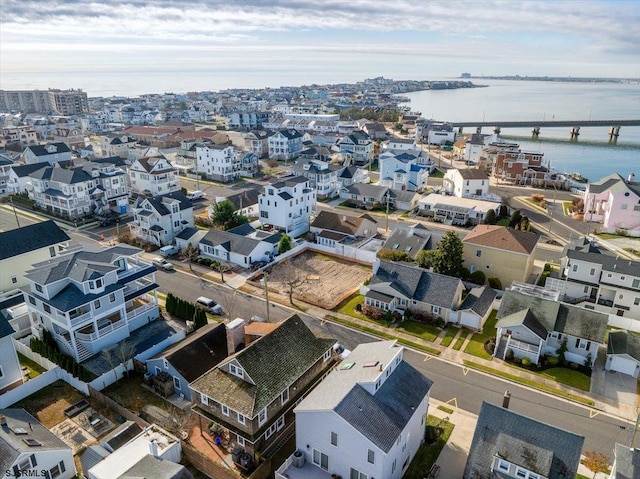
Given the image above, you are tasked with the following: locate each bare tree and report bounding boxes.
[212,261,231,283]
[269,257,309,305]
[101,347,118,382]
[156,405,193,437]
[583,451,609,479]
[115,340,136,378]
[184,244,199,273]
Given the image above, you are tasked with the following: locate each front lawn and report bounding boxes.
[335,293,367,319]
[496,219,510,227]
[453,331,471,351]
[396,320,440,342]
[404,416,454,479]
[440,327,459,348]
[464,310,498,360]
[540,367,591,391]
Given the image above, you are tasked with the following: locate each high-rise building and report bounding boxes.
[0,88,88,114]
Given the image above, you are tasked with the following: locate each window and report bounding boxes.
[516,467,527,478]
[35,284,43,293]
[433,306,440,314]
[281,387,289,405]
[313,449,329,471]
[260,211,269,218]
[43,304,51,314]
[350,468,367,479]
[476,250,482,257]
[201,393,208,405]
[0,365,4,379]
[109,293,116,302]
[11,276,17,284]
[633,279,640,289]
[94,299,101,309]
[590,268,596,276]
[258,408,267,426]
[28,296,36,305]
[323,349,331,361]
[229,364,244,378]
[49,246,56,257]
[237,435,245,446]
[96,278,103,288]
[572,264,578,272]
[238,413,246,424]
[635,298,640,306]
[50,461,66,478]
[331,431,338,446]
[622,204,628,210]
[497,459,509,472]
[367,449,375,464]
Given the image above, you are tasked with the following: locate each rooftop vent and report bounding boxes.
[363,361,379,368]
[12,427,28,435]
[23,439,41,447]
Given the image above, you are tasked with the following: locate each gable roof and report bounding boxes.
[311,210,377,236]
[118,454,193,479]
[463,225,539,255]
[459,286,497,317]
[611,443,640,479]
[381,223,438,258]
[25,142,71,157]
[608,330,640,361]
[190,315,335,417]
[142,191,192,216]
[155,323,228,382]
[588,173,640,197]
[456,168,489,180]
[369,260,463,309]
[565,247,640,276]
[221,187,261,210]
[345,183,389,200]
[0,220,70,261]
[10,163,50,178]
[497,290,608,343]
[464,401,584,479]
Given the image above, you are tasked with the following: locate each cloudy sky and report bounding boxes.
[1,0,639,93]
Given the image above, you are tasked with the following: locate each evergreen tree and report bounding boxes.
[484,209,497,225]
[509,209,522,228]
[210,200,248,230]
[278,234,293,254]
[432,231,465,278]
[193,308,208,330]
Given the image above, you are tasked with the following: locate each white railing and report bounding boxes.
[274,454,295,479]
[123,279,154,296]
[127,302,156,321]
[68,310,93,327]
[75,318,127,342]
[507,337,540,354]
[117,262,152,280]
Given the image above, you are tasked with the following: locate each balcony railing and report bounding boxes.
[126,302,156,321]
[507,337,540,354]
[75,318,127,342]
[68,310,93,327]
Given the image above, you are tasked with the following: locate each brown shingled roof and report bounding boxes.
[463,225,539,254]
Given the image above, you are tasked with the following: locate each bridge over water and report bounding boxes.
[452,119,640,140]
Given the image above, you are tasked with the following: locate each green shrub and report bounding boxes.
[487,277,503,290]
[469,270,486,285]
[547,356,559,366]
[521,357,532,366]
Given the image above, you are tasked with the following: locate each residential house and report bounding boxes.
[189,315,337,460]
[456,285,497,331]
[258,175,316,237]
[196,143,248,183]
[128,157,180,197]
[378,150,429,191]
[199,223,281,268]
[425,122,456,145]
[443,168,490,198]
[23,245,160,363]
[0,126,38,148]
[494,289,607,366]
[215,187,262,219]
[6,163,52,194]
[362,121,387,140]
[277,341,433,479]
[337,165,370,188]
[23,142,72,165]
[606,330,640,378]
[243,130,272,158]
[0,154,16,195]
[229,112,269,130]
[311,211,378,247]
[362,260,465,323]
[87,424,186,479]
[299,145,332,162]
[52,125,84,148]
[146,323,228,401]
[29,165,97,219]
[174,227,207,252]
[463,401,584,479]
[337,130,373,166]
[0,408,76,479]
[418,193,501,226]
[268,129,304,161]
[0,316,22,393]
[582,173,640,236]
[492,149,550,186]
[291,159,342,199]
[383,137,416,151]
[0,292,30,339]
[609,443,640,479]
[130,192,194,246]
[381,223,442,259]
[341,183,392,210]
[80,158,129,215]
[544,237,640,321]
[100,135,137,158]
[464,133,490,164]
[462,225,539,288]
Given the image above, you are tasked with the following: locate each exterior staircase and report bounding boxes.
[494,335,509,360]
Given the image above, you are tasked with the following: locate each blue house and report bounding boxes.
[146,323,228,402]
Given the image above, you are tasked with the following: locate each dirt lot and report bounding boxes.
[267,251,371,309]
[12,380,86,428]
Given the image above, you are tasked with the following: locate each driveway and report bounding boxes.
[602,371,638,406]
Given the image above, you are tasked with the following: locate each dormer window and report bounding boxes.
[229,364,244,378]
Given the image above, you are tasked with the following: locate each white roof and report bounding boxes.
[419,193,500,213]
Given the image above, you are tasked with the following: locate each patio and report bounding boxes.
[51,418,95,454]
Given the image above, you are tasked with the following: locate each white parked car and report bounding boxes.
[152,257,174,271]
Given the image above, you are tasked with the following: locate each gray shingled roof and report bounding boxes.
[0,220,69,261]
[566,248,640,276]
[25,142,70,156]
[608,330,640,361]
[200,228,261,256]
[459,286,497,316]
[118,454,193,479]
[311,210,377,236]
[611,443,640,479]
[190,315,335,418]
[463,401,584,479]
[587,173,640,197]
[457,168,489,180]
[142,191,192,216]
[9,163,48,178]
[369,260,463,309]
[0,314,16,339]
[382,223,439,258]
[497,290,607,343]
[345,183,389,200]
[497,309,548,340]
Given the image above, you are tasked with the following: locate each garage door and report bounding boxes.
[459,311,479,330]
[609,356,639,377]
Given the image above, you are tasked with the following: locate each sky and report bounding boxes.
[1,0,639,94]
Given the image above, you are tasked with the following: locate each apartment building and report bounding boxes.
[258,175,316,237]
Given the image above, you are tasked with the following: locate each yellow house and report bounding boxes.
[0,220,70,292]
[462,225,539,289]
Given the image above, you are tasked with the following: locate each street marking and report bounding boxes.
[462,367,470,376]
[424,355,432,362]
[589,409,600,419]
[320,318,327,326]
[444,398,458,409]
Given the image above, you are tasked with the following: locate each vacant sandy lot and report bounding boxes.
[267,251,370,309]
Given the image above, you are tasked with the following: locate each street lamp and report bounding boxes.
[547,183,557,234]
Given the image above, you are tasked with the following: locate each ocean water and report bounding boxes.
[401,80,640,182]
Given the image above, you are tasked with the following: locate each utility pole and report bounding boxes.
[263,272,271,322]
[9,196,21,228]
[385,191,390,232]
[547,183,557,234]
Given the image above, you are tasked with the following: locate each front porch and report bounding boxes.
[495,334,542,363]
[276,452,332,479]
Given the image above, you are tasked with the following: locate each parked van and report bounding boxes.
[159,245,180,257]
[196,296,223,315]
[186,190,203,201]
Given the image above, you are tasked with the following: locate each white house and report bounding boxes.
[337,130,373,166]
[606,330,640,378]
[609,443,640,479]
[268,129,304,161]
[378,150,429,192]
[100,135,137,158]
[494,289,607,366]
[258,175,316,237]
[277,341,433,479]
[443,168,490,198]
[29,165,97,219]
[0,408,76,479]
[6,163,50,194]
[464,133,491,164]
[382,137,416,151]
[196,143,246,183]
[24,245,160,363]
[199,223,282,268]
[418,193,501,226]
[310,211,378,247]
[0,317,22,393]
[583,173,640,236]
[337,165,370,189]
[291,159,342,199]
[426,123,456,145]
[80,158,129,215]
[130,191,194,246]
[0,155,15,195]
[23,142,72,165]
[544,237,640,322]
[128,157,180,197]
